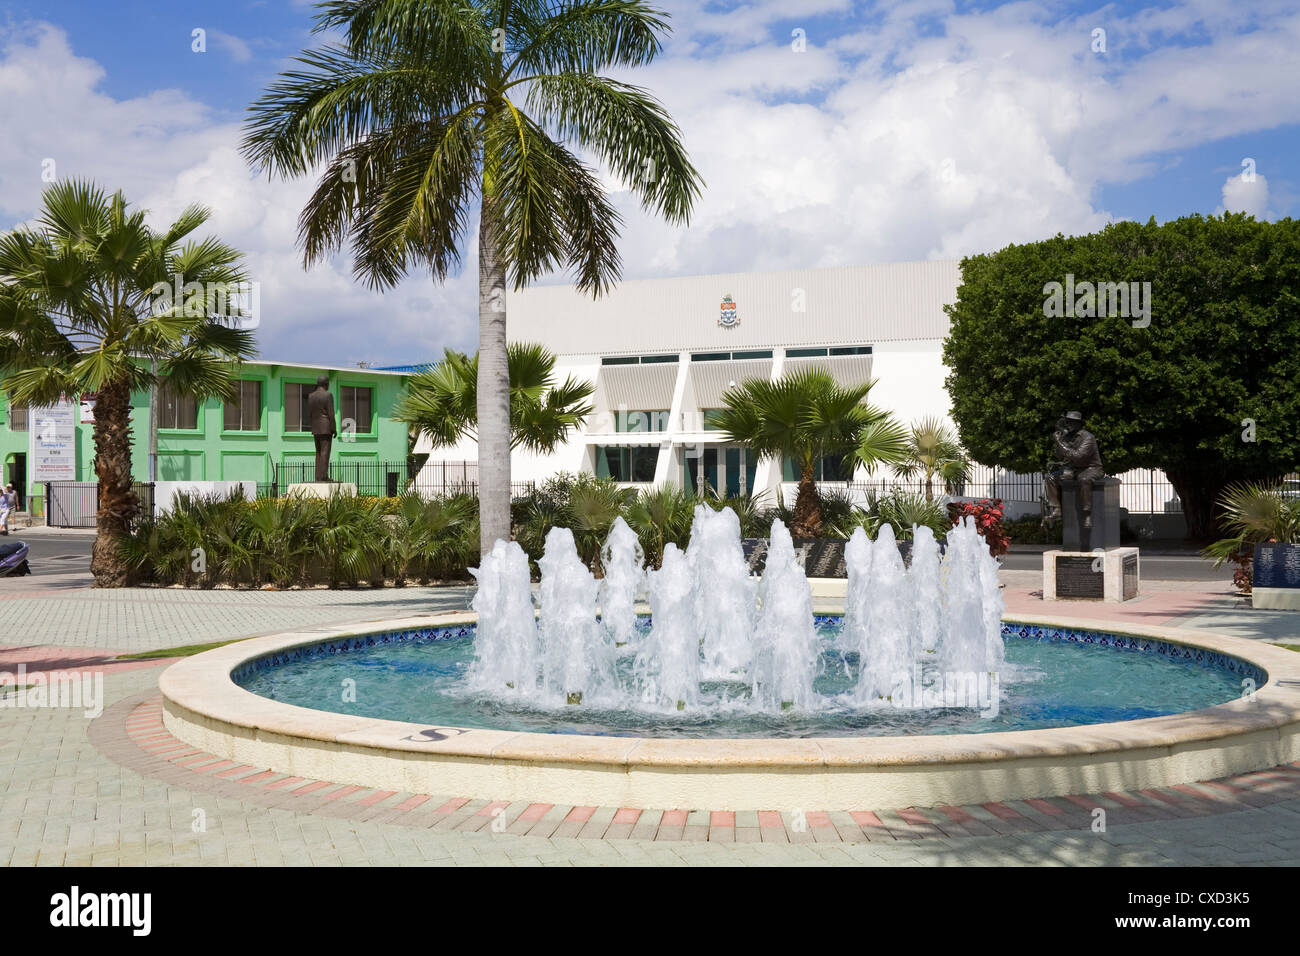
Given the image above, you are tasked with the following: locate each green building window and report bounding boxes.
[7,397,28,432]
[615,410,668,432]
[340,386,373,434]
[702,409,727,431]
[158,381,198,430]
[284,383,313,432]
[223,380,262,431]
[595,446,657,482]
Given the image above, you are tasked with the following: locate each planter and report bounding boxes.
[1252,542,1300,611]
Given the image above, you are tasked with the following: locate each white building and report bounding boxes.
[415,259,962,503]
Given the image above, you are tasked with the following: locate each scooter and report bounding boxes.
[0,540,31,577]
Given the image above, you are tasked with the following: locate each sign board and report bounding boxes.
[29,401,77,482]
[80,394,96,424]
[1254,543,1300,590]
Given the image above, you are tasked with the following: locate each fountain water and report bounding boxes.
[852,522,915,703]
[536,527,611,705]
[636,544,701,710]
[599,517,644,648]
[909,525,943,656]
[466,507,1006,717]
[687,505,755,680]
[750,520,821,711]
[465,540,538,695]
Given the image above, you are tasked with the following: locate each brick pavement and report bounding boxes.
[2,577,1299,865]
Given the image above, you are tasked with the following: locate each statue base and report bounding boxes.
[1042,548,1140,602]
[1058,477,1122,551]
[285,482,357,499]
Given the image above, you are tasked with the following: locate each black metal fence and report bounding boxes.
[824,465,1185,514]
[272,458,417,498]
[45,481,156,529]
[267,458,535,500]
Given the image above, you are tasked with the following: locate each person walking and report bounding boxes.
[0,484,14,535]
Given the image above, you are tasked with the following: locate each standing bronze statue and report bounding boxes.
[306,374,337,482]
[1043,411,1105,528]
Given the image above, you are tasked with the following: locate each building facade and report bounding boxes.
[1,361,411,513]
[412,260,961,501]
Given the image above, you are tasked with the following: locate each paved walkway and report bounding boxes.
[2,572,1299,865]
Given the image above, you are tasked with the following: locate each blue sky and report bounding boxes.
[1,0,1296,366]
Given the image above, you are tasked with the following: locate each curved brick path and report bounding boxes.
[104,691,1300,845]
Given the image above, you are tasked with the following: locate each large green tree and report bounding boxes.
[394,341,593,453]
[712,368,907,538]
[943,212,1300,539]
[242,0,702,556]
[0,181,255,586]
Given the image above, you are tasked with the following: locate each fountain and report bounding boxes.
[465,539,537,696]
[635,544,700,711]
[749,520,822,711]
[536,526,612,705]
[599,517,644,649]
[686,504,755,680]
[460,507,1009,718]
[171,504,1297,814]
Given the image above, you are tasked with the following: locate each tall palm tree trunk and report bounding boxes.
[791,462,823,539]
[90,378,138,587]
[477,195,512,556]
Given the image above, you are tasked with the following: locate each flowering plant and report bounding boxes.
[947,498,1010,558]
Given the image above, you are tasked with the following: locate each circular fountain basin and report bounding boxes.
[159,612,1300,811]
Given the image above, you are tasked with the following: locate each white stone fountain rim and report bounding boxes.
[159,610,1300,770]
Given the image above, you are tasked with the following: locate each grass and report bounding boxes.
[114,638,249,660]
[1275,644,1300,654]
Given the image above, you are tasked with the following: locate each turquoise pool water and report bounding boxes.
[234,619,1257,739]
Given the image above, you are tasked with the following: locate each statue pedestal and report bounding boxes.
[1060,477,1122,551]
[285,482,357,499]
[1043,548,1140,602]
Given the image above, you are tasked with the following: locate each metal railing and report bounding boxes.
[822,464,1185,514]
[45,481,156,529]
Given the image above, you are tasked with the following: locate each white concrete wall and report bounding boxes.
[154,481,257,515]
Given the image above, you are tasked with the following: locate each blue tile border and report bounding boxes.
[231,616,1267,688]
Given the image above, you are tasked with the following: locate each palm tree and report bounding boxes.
[712,368,907,538]
[0,180,255,587]
[242,0,702,556]
[894,416,970,501]
[394,341,593,454]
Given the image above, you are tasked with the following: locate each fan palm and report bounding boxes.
[242,0,702,556]
[0,180,255,586]
[893,416,970,501]
[711,369,907,538]
[1203,481,1300,568]
[394,341,593,453]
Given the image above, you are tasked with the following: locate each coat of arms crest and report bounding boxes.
[718,294,739,328]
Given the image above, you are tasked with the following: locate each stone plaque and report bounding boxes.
[1055,555,1104,599]
[1254,543,1300,590]
[1122,552,1139,600]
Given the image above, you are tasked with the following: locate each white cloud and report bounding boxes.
[1219,169,1271,218]
[0,4,1297,367]
[208,31,253,64]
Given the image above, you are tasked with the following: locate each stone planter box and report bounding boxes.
[1253,542,1300,611]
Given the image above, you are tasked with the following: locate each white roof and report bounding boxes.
[509,259,960,356]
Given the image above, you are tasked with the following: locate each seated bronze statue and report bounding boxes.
[1043,411,1105,529]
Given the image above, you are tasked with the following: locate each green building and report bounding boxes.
[1,360,412,514]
